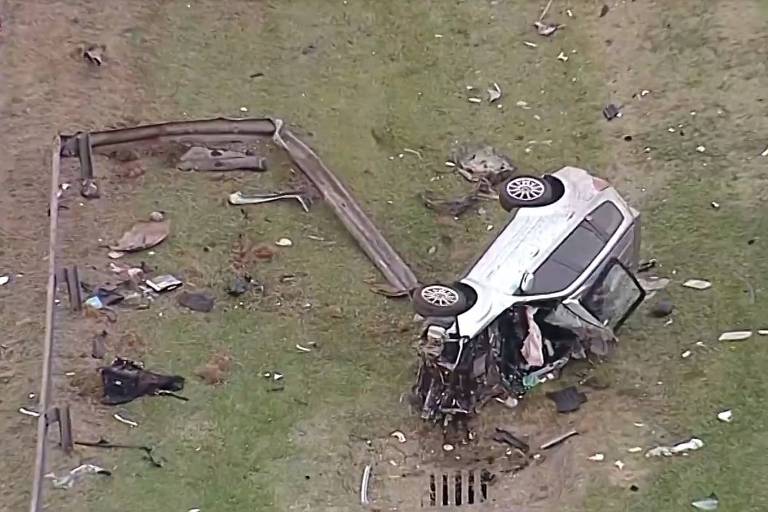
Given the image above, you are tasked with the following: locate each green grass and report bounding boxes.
[79,0,768,511]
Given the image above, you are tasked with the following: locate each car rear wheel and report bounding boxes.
[412,283,470,317]
[499,175,557,210]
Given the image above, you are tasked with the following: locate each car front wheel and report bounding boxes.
[412,283,470,317]
[499,175,557,210]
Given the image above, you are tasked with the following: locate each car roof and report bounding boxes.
[460,166,635,296]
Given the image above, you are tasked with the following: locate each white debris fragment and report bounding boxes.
[691,494,719,511]
[587,453,605,461]
[515,100,530,109]
[534,21,561,37]
[566,8,573,17]
[0,274,9,286]
[683,279,712,290]
[760,145,768,157]
[467,97,483,103]
[717,410,733,423]
[718,330,752,342]
[495,396,519,409]
[556,51,568,62]
[390,431,407,443]
[627,447,643,453]
[633,422,645,428]
[239,106,248,112]
[434,34,443,38]
[758,330,768,336]
[275,238,293,247]
[614,460,625,470]
[444,161,456,167]
[19,407,40,417]
[442,443,455,452]
[711,201,720,209]
[295,344,313,353]
[696,145,706,153]
[681,350,692,359]
[523,41,538,48]
[113,413,138,427]
[645,437,704,457]
[487,82,502,103]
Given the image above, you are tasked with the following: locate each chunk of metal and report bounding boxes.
[228,191,311,212]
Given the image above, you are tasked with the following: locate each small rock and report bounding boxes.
[149,211,165,222]
[650,297,674,317]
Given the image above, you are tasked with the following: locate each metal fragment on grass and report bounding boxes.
[468,97,483,103]
[360,464,372,505]
[683,279,712,290]
[691,493,719,511]
[645,437,704,457]
[295,344,312,353]
[716,410,733,423]
[587,453,605,461]
[523,41,538,48]
[534,21,561,36]
[390,431,407,443]
[718,330,752,342]
[487,82,502,103]
[113,413,138,427]
[556,51,568,62]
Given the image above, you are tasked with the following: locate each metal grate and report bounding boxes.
[424,469,489,507]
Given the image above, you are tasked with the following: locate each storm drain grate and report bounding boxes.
[423,469,489,507]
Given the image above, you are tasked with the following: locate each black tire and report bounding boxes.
[499,174,557,211]
[412,283,470,317]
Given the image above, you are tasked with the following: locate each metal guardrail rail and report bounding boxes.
[29,117,420,511]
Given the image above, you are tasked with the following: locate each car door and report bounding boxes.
[578,257,646,332]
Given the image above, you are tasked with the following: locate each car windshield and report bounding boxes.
[521,202,623,295]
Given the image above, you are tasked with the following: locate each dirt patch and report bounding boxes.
[194,350,233,385]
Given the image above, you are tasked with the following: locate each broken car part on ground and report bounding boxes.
[411,167,646,423]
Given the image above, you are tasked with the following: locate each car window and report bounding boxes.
[522,202,624,295]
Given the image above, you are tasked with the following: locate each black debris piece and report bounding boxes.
[650,297,674,317]
[91,330,108,359]
[545,386,587,413]
[99,358,185,405]
[602,103,622,121]
[493,427,530,453]
[227,275,252,296]
[420,191,479,218]
[638,259,657,272]
[74,438,164,468]
[599,4,609,17]
[177,291,215,312]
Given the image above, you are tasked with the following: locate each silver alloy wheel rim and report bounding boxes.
[506,177,546,201]
[420,285,460,307]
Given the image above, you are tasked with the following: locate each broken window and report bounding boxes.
[581,258,645,331]
[523,202,624,295]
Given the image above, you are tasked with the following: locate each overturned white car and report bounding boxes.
[412,167,646,423]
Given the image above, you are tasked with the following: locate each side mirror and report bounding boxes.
[520,272,535,293]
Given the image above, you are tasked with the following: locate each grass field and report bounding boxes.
[69,1,768,511]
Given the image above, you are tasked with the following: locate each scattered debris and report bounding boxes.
[467,97,483,104]
[113,413,138,427]
[495,396,519,409]
[602,103,623,120]
[227,275,258,296]
[716,410,733,423]
[228,191,310,212]
[110,218,170,253]
[681,350,692,359]
[74,438,163,467]
[295,343,313,353]
[761,145,768,157]
[80,178,100,199]
[46,464,111,489]
[523,41,538,48]
[451,145,516,185]
[420,190,479,218]
[194,351,232,385]
[683,279,712,290]
[177,291,215,313]
[19,407,40,417]
[0,274,9,286]
[546,386,587,413]
[696,145,706,153]
[650,297,675,317]
[487,82,502,103]
[614,460,625,470]
[107,251,125,259]
[83,45,105,66]
[534,21,562,37]
[275,238,293,247]
[588,453,605,462]
[360,464,372,505]
[100,357,185,405]
[638,276,670,292]
[645,437,704,457]
[711,201,720,209]
[177,146,267,172]
[637,259,657,272]
[627,446,643,453]
[84,296,105,310]
[390,431,407,443]
[718,331,752,342]
[369,282,409,298]
[599,4,609,17]
[758,329,768,336]
[556,51,569,62]
[493,427,530,453]
[691,493,719,511]
[442,443,455,452]
[145,274,183,293]
[540,429,579,450]
[91,330,108,359]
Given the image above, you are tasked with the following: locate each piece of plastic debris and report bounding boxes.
[691,494,719,511]
[110,219,170,253]
[540,429,579,450]
[360,464,372,505]
[495,396,519,409]
[556,51,568,62]
[681,350,692,359]
[534,21,561,36]
[546,386,587,413]
[650,297,675,317]
[588,453,605,461]
[149,211,165,222]
[83,45,104,66]
[718,331,752,342]
[467,97,483,103]
[0,274,9,286]
[107,251,125,259]
[696,145,706,153]
[295,344,312,353]
[638,276,670,292]
[46,464,111,489]
[275,238,293,247]
[603,103,622,120]
[113,413,138,427]
[683,279,712,290]
[442,443,455,452]
[599,4,609,17]
[523,41,538,48]
[645,437,704,457]
[145,274,183,293]
[758,330,768,336]
[239,106,248,112]
[711,201,720,209]
[716,410,733,423]
[761,146,768,157]
[633,422,645,428]
[627,447,643,453]
[390,431,407,443]
[84,296,104,310]
[487,82,502,103]
[19,407,40,417]
[178,291,215,313]
[614,460,625,470]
